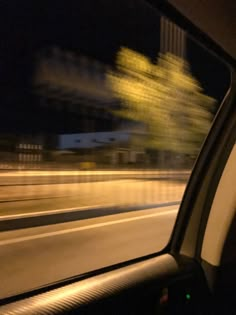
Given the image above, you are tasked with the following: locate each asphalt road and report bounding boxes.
[0,205,178,299]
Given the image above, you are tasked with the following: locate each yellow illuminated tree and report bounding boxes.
[107,47,215,155]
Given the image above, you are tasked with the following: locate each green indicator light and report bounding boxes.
[186,293,191,300]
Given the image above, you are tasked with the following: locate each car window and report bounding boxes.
[0,0,230,299]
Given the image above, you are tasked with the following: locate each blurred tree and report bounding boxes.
[107,47,215,156]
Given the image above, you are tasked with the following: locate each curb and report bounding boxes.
[0,201,180,232]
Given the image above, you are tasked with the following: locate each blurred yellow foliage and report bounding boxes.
[107,47,215,155]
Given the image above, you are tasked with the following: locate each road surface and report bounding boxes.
[0,205,178,299]
[0,179,186,216]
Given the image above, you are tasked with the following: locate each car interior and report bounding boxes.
[0,0,235,314]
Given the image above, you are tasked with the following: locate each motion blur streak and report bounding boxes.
[0,208,178,246]
[0,206,178,299]
[0,170,187,216]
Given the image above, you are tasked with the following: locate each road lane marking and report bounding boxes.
[0,202,180,220]
[0,209,178,246]
[0,204,109,220]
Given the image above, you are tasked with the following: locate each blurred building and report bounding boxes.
[160,16,186,58]
[32,17,187,167]
[0,135,43,169]
[57,130,145,165]
[16,136,43,165]
[0,17,187,169]
[34,47,146,165]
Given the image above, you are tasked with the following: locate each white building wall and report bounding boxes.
[58,131,130,150]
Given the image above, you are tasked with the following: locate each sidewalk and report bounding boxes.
[0,179,186,216]
[0,169,191,176]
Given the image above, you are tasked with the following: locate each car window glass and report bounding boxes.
[0,0,230,299]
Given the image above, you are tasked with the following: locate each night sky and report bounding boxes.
[0,0,230,133]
